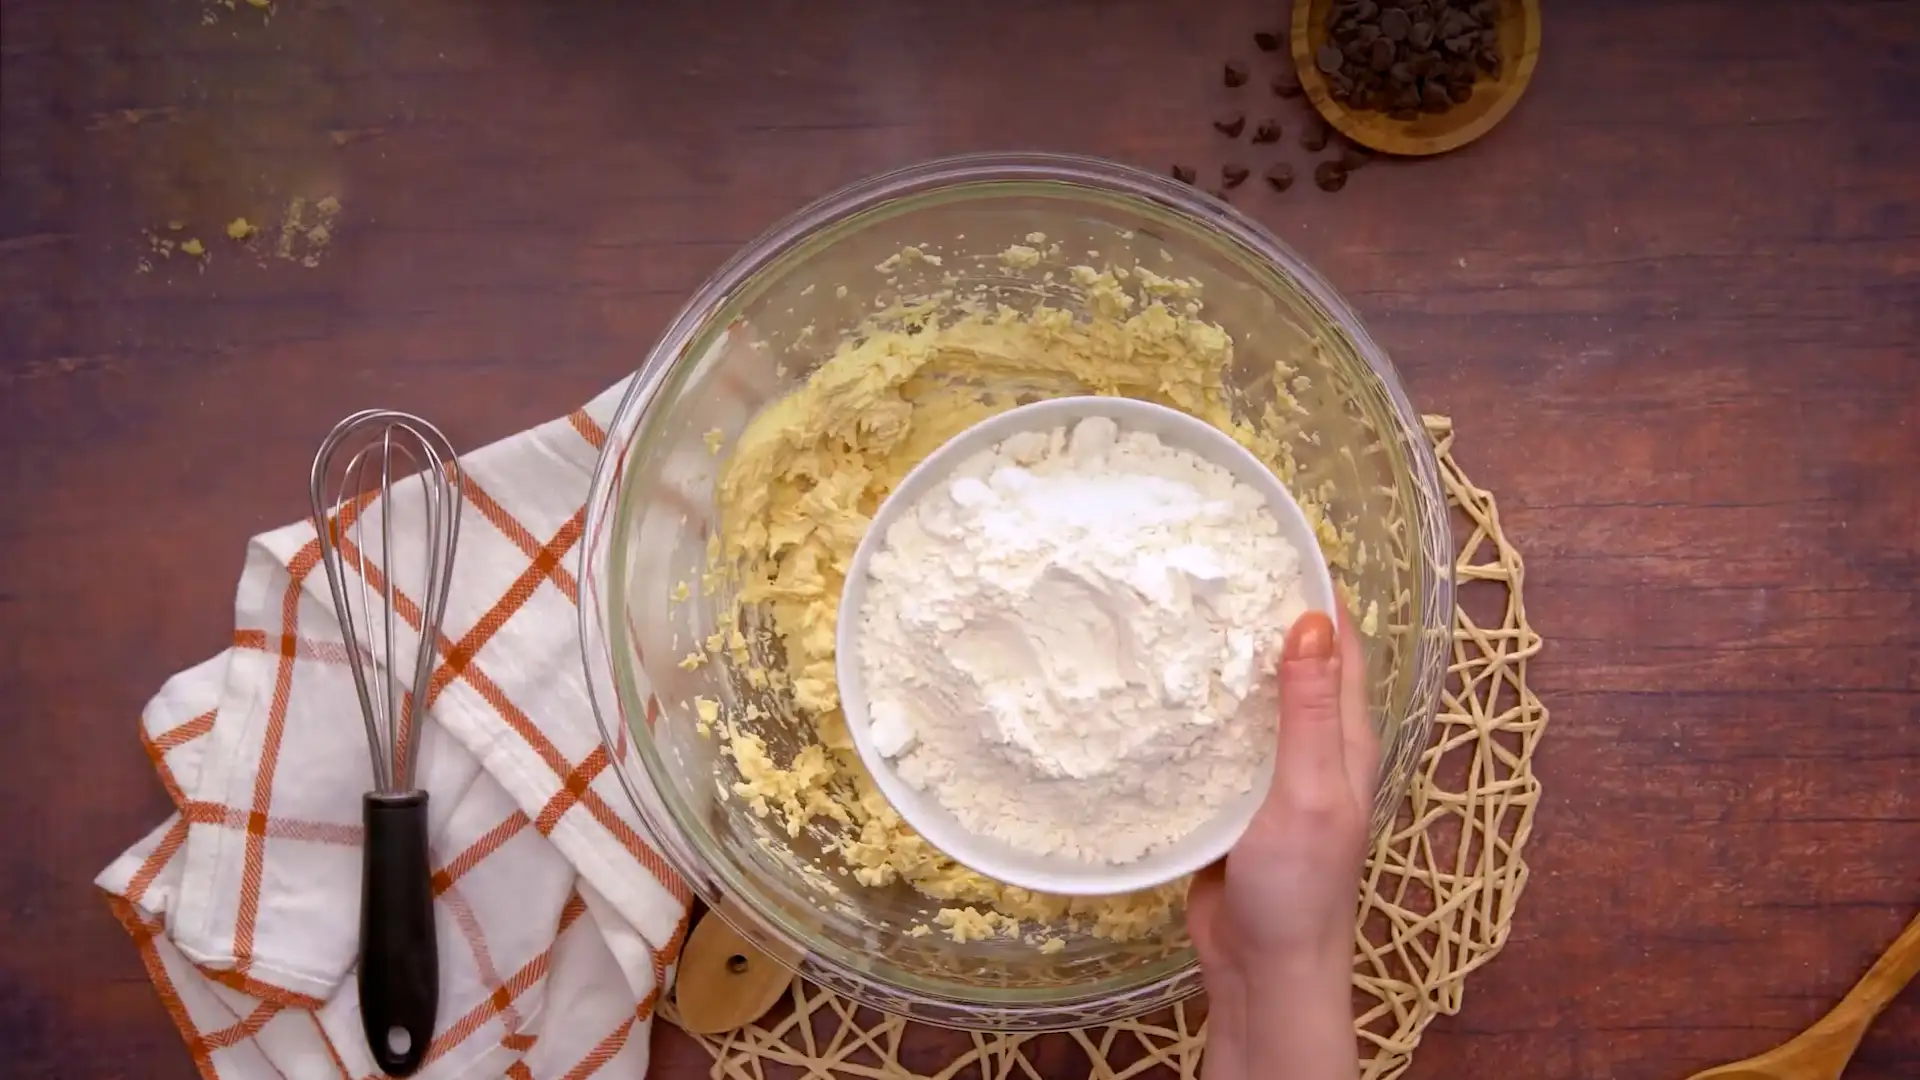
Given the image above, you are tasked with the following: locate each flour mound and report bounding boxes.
[857,415,1307,865]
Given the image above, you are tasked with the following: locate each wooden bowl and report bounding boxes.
[1290,0,1540,156]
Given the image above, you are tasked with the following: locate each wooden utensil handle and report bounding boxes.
[672,907,794,1035]
[1835,910,1920,1020]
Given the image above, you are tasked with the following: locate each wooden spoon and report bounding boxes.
[1289,0,1541,156]
[671,907,795,1035]
[1686,911,1920,1080]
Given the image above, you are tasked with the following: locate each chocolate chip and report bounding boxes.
[1252,119,1282,143]
[1221,163,1250,188]
[1213,111,1246,137]
[1254,30,1284,51]
[1171,163,1197,184]
[1314,161,1349,192]
[1273,71,1303,97]
[1301,114,1330,151]
[1316,44,1345,73]
[1224,60,1250,88]
[1321,0,1498,118]
[1264,163,1295,191]
[1338,143,1374,170]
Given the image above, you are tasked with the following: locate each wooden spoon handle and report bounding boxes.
[1831,910,1920,1022]
[672,907,794,1035]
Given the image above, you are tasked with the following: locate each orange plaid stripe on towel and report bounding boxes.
[96,378,693,1080]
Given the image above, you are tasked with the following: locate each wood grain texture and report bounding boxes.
[1,0,1915,1077]
[1685,913,1920,1080]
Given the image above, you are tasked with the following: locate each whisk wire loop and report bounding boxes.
[308,409,464,795]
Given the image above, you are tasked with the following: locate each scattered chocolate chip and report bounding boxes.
[1273,71,1303,97]
[1224,60,1250,88]
[1410,21,1436,49]
[1301,114,1330,152]
[1264,163,1295,191]
[1221,163,1251,188]
[1171,163,1197,184]
[1316,44,1344,73]
[1337,143,1374,170]
[1213,111,1247,137]
[1314,161,1349,192]
[1252,118,1283,143]
[1254,30,1284,52]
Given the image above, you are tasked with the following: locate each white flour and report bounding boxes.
[856,416,1308,865]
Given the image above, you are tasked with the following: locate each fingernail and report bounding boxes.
[1286,611,1336,661]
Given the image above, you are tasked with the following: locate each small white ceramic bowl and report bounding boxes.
[835,396,1338,895]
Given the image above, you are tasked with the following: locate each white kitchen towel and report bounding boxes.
[97,376,694,1080]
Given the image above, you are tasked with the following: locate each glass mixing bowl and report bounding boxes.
[580,152,1452,1031]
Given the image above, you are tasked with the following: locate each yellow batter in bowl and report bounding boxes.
[583,153,1450,1029]
[700,253,1350,946]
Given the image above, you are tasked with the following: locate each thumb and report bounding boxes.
[1271,611,1346,804]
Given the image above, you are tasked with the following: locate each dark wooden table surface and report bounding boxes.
[4,0,1916,1076]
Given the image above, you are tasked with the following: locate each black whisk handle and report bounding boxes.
[358,790,438,1077]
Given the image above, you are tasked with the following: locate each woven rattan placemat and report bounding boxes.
[667,415,1546,1080]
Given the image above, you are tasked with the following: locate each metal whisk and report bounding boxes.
[308,409,463,1078]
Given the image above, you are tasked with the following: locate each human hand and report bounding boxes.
[1187,609,1380,1080]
